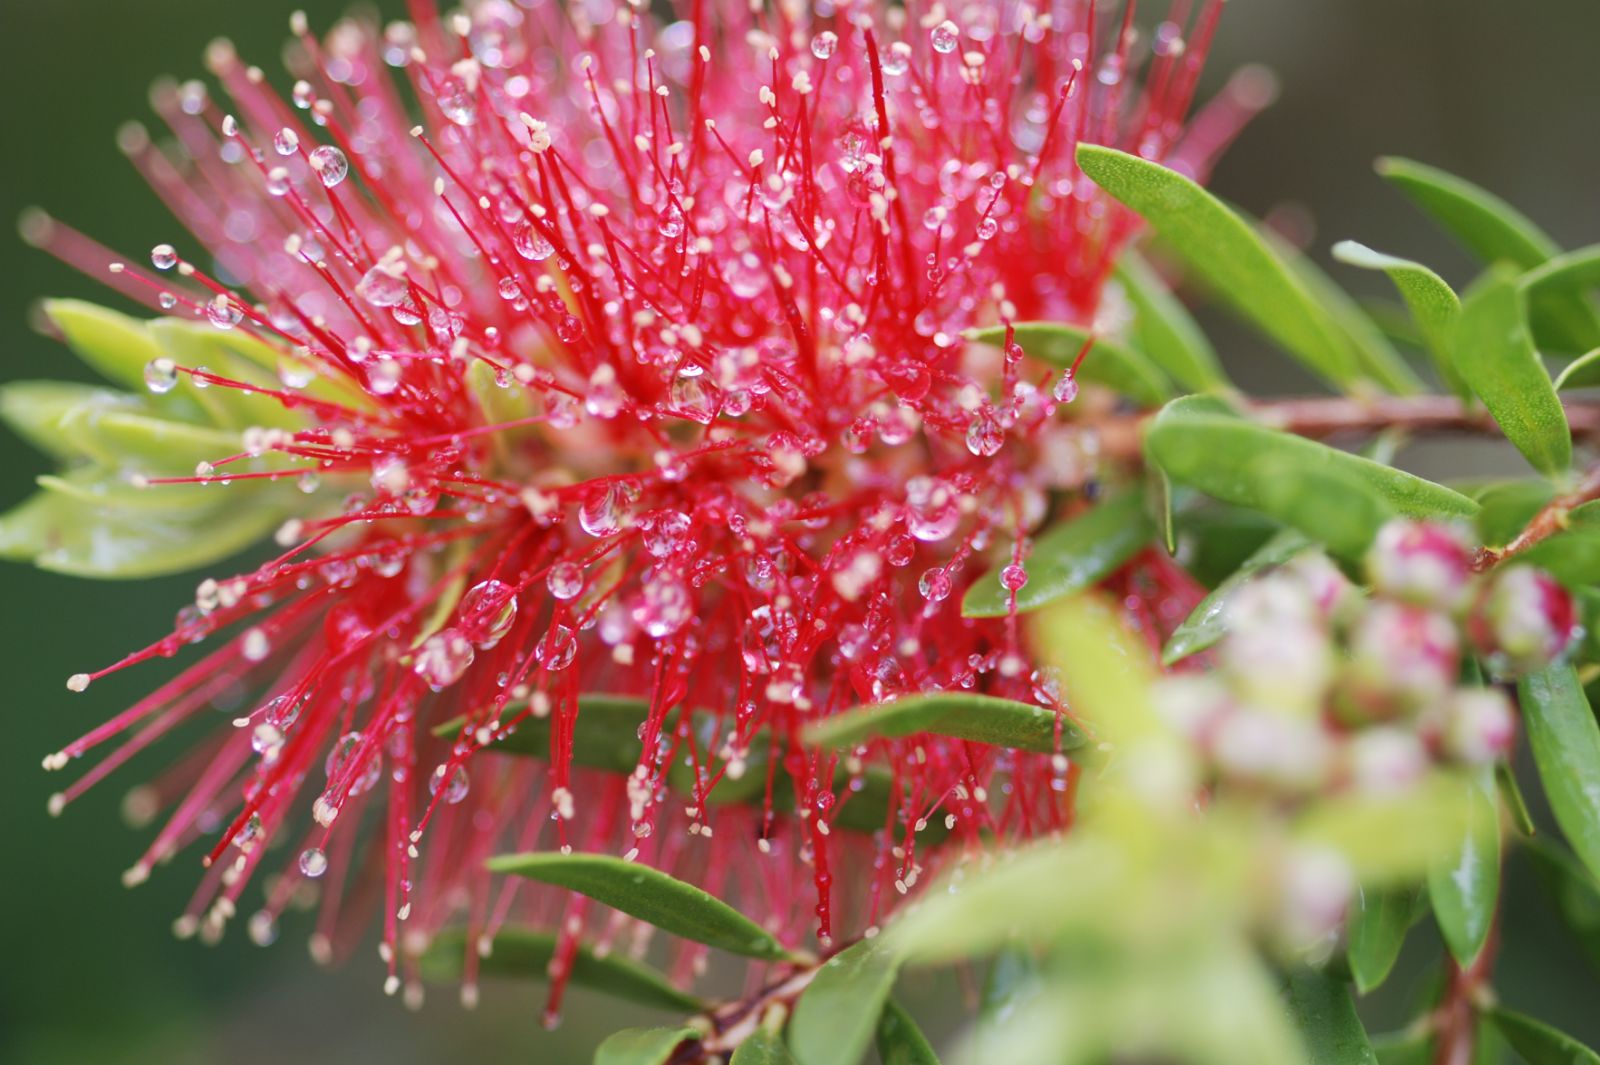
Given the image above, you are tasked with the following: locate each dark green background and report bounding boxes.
[1,2,1596,1062]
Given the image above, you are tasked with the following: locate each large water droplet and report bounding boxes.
[535,623,578,671]
[325,731,382,796]
[413,628,475,689]
[309,145,349,187]
[513,219,554,261]
[811,31,838,59]
[458,579,518,648]
[144,357,179,394]
[578,483,628,537]
[547,561,584,600]
[931,20,960,53]
[429,763,470,804]
[633,577,692,638]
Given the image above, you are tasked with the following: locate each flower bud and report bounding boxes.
[1152,674,1234,745]
[1339,602,1459,719]
[1346,726,1430,794]
[1366,519,1474,612]
[1276,845,1354,958]
[1281,550,1360,624]
[1211,708,1332,793]
[1468,566,1579,676]
[1439,687,1517,765]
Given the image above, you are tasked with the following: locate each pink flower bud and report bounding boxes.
[1282,550,1359,623]
[1211,708,1332,792]
[1366,519,1474,612]
[1346,727,1430,794]
[1340,602,1460,718]
[1468,566,1579,676]
[1440,687,1517,764]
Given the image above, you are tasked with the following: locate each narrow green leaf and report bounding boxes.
[1427,770,1501,967]
[1145,399,1476,548]
[0,489,284,577]
[1333,240,1467,399]
[1519,531,1600,587]
[43,299,166,391]
[1524,244,1600,298]
[804,692,1086,754]
[146,319,303,430]
[1077,145,1367,388]
[37,467,234,513]
[980,947,1040,1025]
[1294,773,1475,885]
[1113,251,1231,392]
[593,1026,701,1065]
[1496,762,1537,838]
[1454,270,1571,476]
[1554,347,1600,391]
[1285,969,1379,1065]
[484,851,791,960]
[1346,887,1416,995]
[967,322,1172,405]
[732,1030,800,1065]
[0,381,139,460]
[1267,227,1423,394]
[57,406,243,475]
[1525,840,1600,972]
[1377,158,1600,353]
[789,937,901,1065]
[1376,157,1557,266]
[418,926,704,1012]
[1371,1030,1432,1065]
[1518,666,1600,883]
[962,489,1152,618]
[876,999,940,1065]
[440,694,657,774]
[1488,1009,1600,1065]
[1163,528,1310,665]
[1523,246,1600,352]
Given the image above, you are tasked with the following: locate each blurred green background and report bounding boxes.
[1,1,1596,1062]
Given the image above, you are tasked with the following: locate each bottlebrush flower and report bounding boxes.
[20,0,1250,1013]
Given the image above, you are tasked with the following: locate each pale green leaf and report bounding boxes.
[1346,887,1417,995]
[876,1000,941,1065]
[43,299,166,391]
[1332,240,1467,399]
[1488,1009,1600,1065]
[732,1030,800,1065]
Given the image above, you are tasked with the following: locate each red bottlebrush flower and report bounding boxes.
[25,0,1246,1012]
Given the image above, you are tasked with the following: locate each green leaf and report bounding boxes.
[1555,347,1600,391]
[1332,240,1467,399]
[1497,761,1537,838]
[145,319,302,430]
[1377,158,1600,353]
[1524,246,1600,352]
[1427,770,1500,967]
[968,322,1172,405]
[0,380,140,460]
[593,1027,702,1065]
[1519,531,1600,587]
[1145,398,1477,545]
[962,489,1152,618]
[1473,480,1556,548]
[0,488,285,578]
[1488,1009,1600,1065]
[1525,840,1600,972]
[1285,969,1378,1065]
[1114,251,1231,392]
[484,851,791,960]
[1294,773,1475,885]
[876,1000,941,1065]
[789,936,902,1065]
[1077,145,1368,389]
[1518,666,1600,883]
[1265,227,1423,394]
[57,406,243,475]
[1453,270,1571,477]
[1253,455,1397,560]
[418,926,704,1012]
[804,692,1086,755]
[43,299,166,391]
[732,1030,800,1065]
[1376,157,1557,266]
[1346,887,1417,995]
[980,947,1040,1026]
[1164,528,1310,665]
[440,694,658,774]
[1371,1030,1432,1065]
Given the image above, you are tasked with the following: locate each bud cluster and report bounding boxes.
[1154,519,1578,953]
[1157,519,1578,797]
